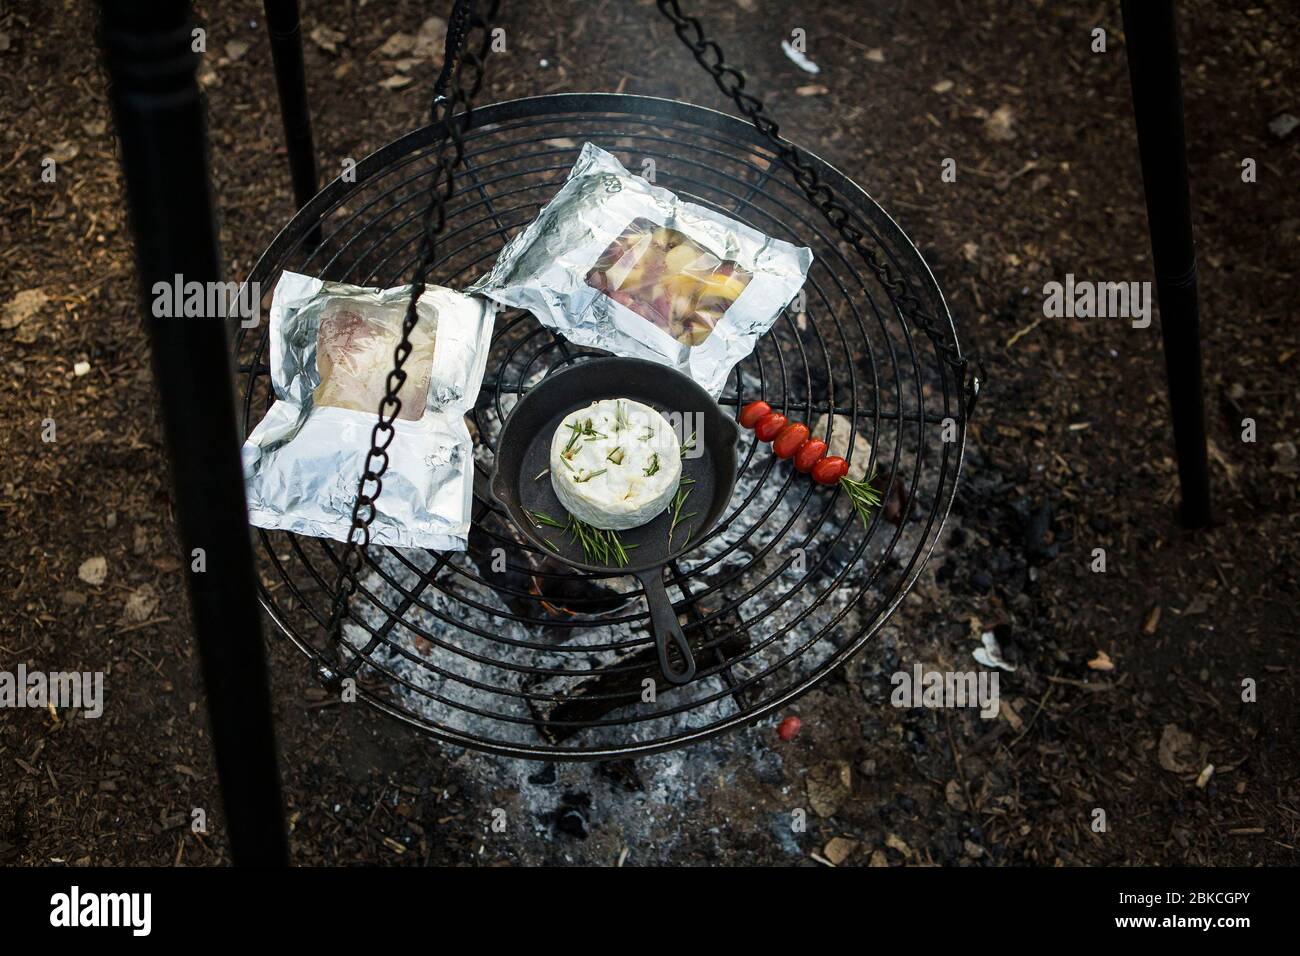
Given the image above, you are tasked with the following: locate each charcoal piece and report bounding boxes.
[527,763,558,787]
[882,476,912,526]
[545,791,592,840]
[1024,500,1055,561]
[523,610,753,745]
[596,759,645,793]
[524,642,661,746]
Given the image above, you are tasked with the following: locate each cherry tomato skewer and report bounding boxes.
[738,401,771,429]
[793,437,827,473]
[754,412,787,442]
[772,423,809,459]
[812,455,849,485]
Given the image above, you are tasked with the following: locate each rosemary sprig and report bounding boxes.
[839,471,883,527]
[562,423,582,457]
[531,508,632,566]
[566,514,633,567]
[680,429,696,458]
[614,400,630,433]
[668,480,697,547]
[573,468,607,483]
[606,446,625,465]
[533,467,549,481]
[528,509,566,529]
[563,418,607,457]
[644,453,660,477]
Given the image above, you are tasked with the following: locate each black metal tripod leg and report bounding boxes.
[1121,0,1211,529]
[263,0,322,248]
[97,0,288,865]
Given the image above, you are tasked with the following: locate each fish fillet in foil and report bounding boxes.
[241,272,494,551]
[314,305,437,421]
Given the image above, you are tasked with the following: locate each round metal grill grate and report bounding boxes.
[234,93,969,759]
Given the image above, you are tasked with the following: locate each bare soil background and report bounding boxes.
[1,0,1297,866]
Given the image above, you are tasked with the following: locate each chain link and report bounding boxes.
[654,0,982,410]
[326,0,497,644]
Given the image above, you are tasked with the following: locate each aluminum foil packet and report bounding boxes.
[470,143,813,396]
[242,271,494,551]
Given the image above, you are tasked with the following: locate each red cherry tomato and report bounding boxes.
[812,455,849,485]
[738,401,771,429]
[793,437,828,473]
[777,716,802,741]
[754,412,787,442]
[772,422,809,459]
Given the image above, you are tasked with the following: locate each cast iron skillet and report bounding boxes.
[490,357,740,685]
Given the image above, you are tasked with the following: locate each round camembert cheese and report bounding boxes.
[549,399,681,531]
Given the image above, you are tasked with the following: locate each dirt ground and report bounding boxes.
[2,0,1297,866]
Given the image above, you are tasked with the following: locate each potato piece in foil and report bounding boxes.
[584,217,752,348]
[471,143,812,398]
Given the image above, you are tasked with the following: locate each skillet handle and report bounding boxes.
[635,569,696,685]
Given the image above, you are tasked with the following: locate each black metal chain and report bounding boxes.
[654,0,982,411]
[326,0,498,643]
